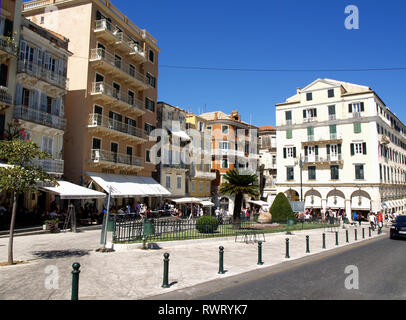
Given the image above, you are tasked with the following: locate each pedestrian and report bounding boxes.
[377,211,383,231]
[352,211,358,226]
[358,212,362,226]
[369,212,376,230]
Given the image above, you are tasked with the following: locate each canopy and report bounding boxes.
[248,200,271,207]
[87,172,171,198]
[170,197,202,204]
[200,201,215,207]
[39,181,106,200]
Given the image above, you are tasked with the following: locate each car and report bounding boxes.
[389,216,406,240]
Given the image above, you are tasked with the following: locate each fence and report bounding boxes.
[112,216,340,243]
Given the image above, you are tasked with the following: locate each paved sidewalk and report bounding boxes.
[0,223,385,300]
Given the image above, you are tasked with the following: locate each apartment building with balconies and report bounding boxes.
[14,17,72,177]
[200,110,259,213]
[276,78,406,219]
[0,0,21,137]
[186,113,215,200]
[22,0,168,208]
[258,125,277,204]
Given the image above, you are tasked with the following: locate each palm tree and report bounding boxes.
[219,169,259,229]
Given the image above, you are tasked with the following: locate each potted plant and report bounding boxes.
[43,218,60,233]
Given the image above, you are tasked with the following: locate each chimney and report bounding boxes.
[297,88,301,94]
[214,112,218,120]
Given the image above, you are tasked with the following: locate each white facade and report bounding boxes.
[258,126,277,204]
[276,78,406,219]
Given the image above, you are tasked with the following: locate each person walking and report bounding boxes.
[352,211,358,226]
[369,212,376,231]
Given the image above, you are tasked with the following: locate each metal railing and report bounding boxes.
[327,154,343,162]
[17,60,68,90]
[33,158,64,174]
[0,36,17,56]
[95,19,119,36]
[88,113,148,140]
[90,48,148,86]
[90,149,143,167]
[13,105,66,131]
[0,87,12,104]
[90,82,145,112]
[190,171,217,180]
[329,114,336,121]
[352,112,361,118]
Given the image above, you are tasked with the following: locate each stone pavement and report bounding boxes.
[0,223,385,300]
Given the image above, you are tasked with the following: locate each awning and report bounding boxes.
[201,201,214,207]
[39,181,106,200]
[166,126,191,141]
[170,197,202,204]
[248,200,271,207]
[87,172,171,198]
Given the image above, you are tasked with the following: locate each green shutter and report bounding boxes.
[293,147,297,158]
[349,104,352,113]
[286,130,292,139]
[354,122,361,133]
[330,125,336,134]
[350,143,355,156]
[363,142,367,155]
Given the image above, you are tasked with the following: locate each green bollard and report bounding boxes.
[346,229,349,243]
[355,229,358,241]
[285,238,290,258]
[335,231,339,246]
[257,241,264,265]
[322,233,326,249]
[306,236,310,253]
[162,253,170,288]
[362,228,365,239]
[71,262,80,301]
[218,246,225,274]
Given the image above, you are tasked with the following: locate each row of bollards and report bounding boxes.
[70,226,378,298]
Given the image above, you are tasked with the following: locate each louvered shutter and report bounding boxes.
[363,142,367,155]
[348,104,352,113]
[361,102,365,112]
[350,143,355,156]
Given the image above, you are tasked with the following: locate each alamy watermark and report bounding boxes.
[345,5,359,30]
[44,265,59,290]
[344,265,359,290]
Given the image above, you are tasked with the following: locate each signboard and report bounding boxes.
[289,201,305,213]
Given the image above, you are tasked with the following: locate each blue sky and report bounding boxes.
[56,0,406,126]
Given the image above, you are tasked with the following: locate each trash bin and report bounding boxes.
[106,215,116,232]
[143,218,155,236]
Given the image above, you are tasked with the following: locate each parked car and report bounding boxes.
[389,216,406,240]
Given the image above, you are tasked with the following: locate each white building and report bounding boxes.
[258,125,277,204]
[276,78,406,220]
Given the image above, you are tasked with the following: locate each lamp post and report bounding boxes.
[299,154,303,202]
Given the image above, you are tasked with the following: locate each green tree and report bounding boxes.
[219,169,259,229]
[0,121,57,265]
[269,192,296,222]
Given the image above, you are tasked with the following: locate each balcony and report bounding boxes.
[90,82,145,117]
[329,114,336,121]
[89,149,143,172]
[94,19,120,43]
[33,158,64,175]
[190,170,216,180]
[162,163,189,172]
[0,86,13,111]
[302,135,343,146]
[14,105,66,132]
[0,36,17,62]
[87,113,148,144]
[304,117,317,123]
[304,154,343,165]
[89,48,150,90]
[352,112,362,118]
[17,60,69,96]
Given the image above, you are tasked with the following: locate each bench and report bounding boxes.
[235,230,266,244]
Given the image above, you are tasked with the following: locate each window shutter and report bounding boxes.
[293,147,297,158]
[283,148,286,159]
[338,144,342,154]
[327,144,330,155]
[363,142,367,155]
[350,143,355,156]
[304,146,308,156]
[361,102,365,112]
[16,83,23,105]
[349,104,352,113]
[19,40,27,61]
[32,90,39,109]
[314,108,317,117]
[4,19,13,37]
[315,145,319,156]
[40,93,47,112]
[303,110,307,118]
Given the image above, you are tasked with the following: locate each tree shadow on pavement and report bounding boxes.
[31,249,90,259]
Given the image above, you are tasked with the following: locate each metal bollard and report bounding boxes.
[335,231,339,246]
[355,229,358,241]
[369,227,372,237]
[257,241,264,265]
[322,233,326,249]
[162,253,170,288]
[306,236,310,253]
[285,238,290,258]
[71,262,81,301]
[362,228,365,239]
[346,229,349,243]
[218,246,225,274]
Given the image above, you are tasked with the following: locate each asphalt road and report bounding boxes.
[150,235,406,300]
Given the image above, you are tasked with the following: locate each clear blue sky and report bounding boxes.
[48,0,406,126]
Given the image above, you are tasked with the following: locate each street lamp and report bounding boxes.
[295,154,304,202]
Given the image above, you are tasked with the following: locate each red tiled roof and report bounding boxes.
[259,125,276,131]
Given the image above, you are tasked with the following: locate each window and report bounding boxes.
[166,176,171,188]
[144,123,156,135]
[206,182,210,193]
[145,98,155,112]
[199,182,203,192]
[146,150,151,163]
[114,54,122,69]
[328,89,334,98]
[330,165,339,180]
[287,167,294,181]
[328,105,336,120]
[283,147,296,158]
[149,50,154,63]
[207,126,212,131]
[286,130,292,139]
[306,92,312,101]
[329,125,337,135]
[354,122,361,133]
[191,181,196,192]
[222,125,228,134]
[92,137,101,150]
[146,73,156,88]
[350,142,367,155]
[42,136,53,155]
[303,108,317,119]
[285,111,292,123]
[308,166,316,180]
[219,141,229,150]
[307,127,314,140]
[348,102,364,113]
[177,176,182,189]
[380,164,383,181]
[355,164,365,180]
[221,158,229,169]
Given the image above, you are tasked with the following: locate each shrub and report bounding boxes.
[269,193,296,223]
[196,216,219,234]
